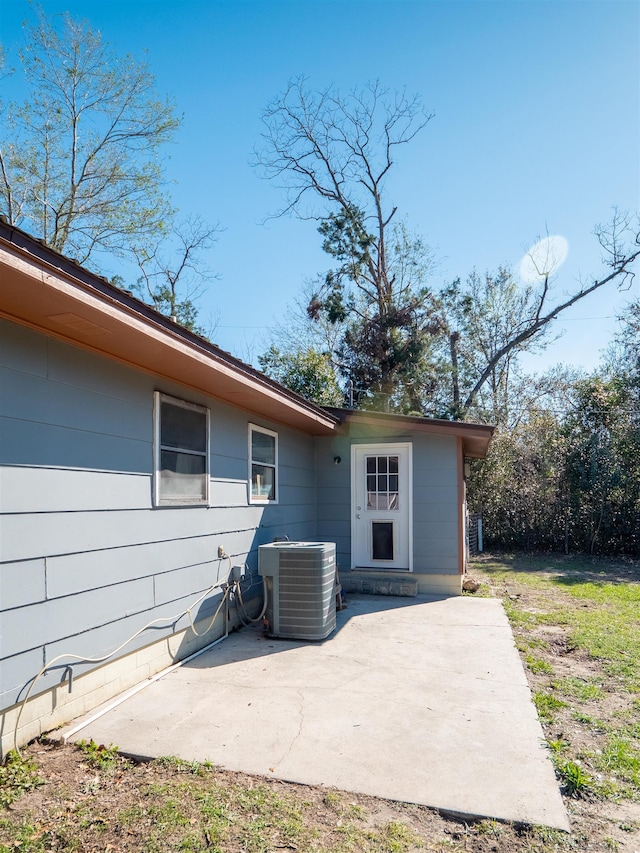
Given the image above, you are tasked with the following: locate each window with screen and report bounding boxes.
[154,392,209,505]
[249,424,278,503]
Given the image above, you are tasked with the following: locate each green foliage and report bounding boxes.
[467,410,570,552]
[314,211,441,412]
[439,267,554,421]
[554,758,594,798]
[469,302,640,558]
[533,691,567,723]
[475,818,501,837]
[259,345,344,405]
[562,373,640,556]
[154,755,214,775]
[261,78,639,427]
[0,751,43,807]
[596,736,640,787]
[0,9,179,265]
[476,555,640,817]
[551,677,604,702]
[489,556,640,693]
[375,820,423,851]
[76,739,124,771]
[525,654,554,675]
[502,598,539,628]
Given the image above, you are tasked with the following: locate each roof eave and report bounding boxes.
[325,407,495,458]
[0,223,338,436]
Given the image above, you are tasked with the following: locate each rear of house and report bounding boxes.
[316,409,492,596]
[0,221,492,756]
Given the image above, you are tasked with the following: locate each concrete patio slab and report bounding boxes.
[57,594,569,830]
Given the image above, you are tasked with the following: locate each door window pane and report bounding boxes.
[366,455,400,511]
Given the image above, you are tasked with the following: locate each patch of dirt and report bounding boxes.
[0,740,548,852]
[0,726,632,852]
[2,555,640,852]
[475,556,640,851]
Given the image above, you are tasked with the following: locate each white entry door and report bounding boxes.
[351,443,412,571]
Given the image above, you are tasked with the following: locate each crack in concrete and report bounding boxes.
[273,688,305,769]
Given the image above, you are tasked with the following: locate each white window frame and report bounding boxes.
[248,423,278,504]
[154,391,210,507]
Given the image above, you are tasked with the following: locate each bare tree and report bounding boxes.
[133,216,220,335]
[255,77,431,221]
[255,78,439,405]
[0,9,179,265]
[265,280,345,362]
[446,211,640,420]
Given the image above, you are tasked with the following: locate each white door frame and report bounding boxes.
[350,442,413,571]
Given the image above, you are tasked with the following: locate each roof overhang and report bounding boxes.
[0,223,338,436]
[326,408,495,458]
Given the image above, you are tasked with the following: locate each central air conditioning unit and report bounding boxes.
[258,541,337,640]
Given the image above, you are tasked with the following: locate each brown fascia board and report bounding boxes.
[0,220,339,435]
[325,407,495,458]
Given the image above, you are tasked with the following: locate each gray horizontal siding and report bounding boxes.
[45,336,152,404]
[316,494,351,522]
[0,416,151,472]
[1,366,151,444]
[412,436,459,570]
[1,559,47,609]
[0,319,48,377]
[1,322,318,714]
[314,437,351,561]
[44,538,230,599]
[40,588,226,673]
[2,577,155,658]
[153,561,233,607]
[0,590,228,710]
[0,648,46,711]
[413,434,457,469]
[2,497,321,563]
[1,508,247,563]
[412,489,458,521]
[1,467,151,513]
[208,478,248,507]
[317,517,350,540]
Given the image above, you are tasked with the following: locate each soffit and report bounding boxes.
[329,409,495,458]
[0,238,338,436]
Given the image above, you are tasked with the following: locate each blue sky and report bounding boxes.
[2,0,639,373]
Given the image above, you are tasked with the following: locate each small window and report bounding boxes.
[366,455,399,510]
[249,424,278,503]
[154,392,209,505]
